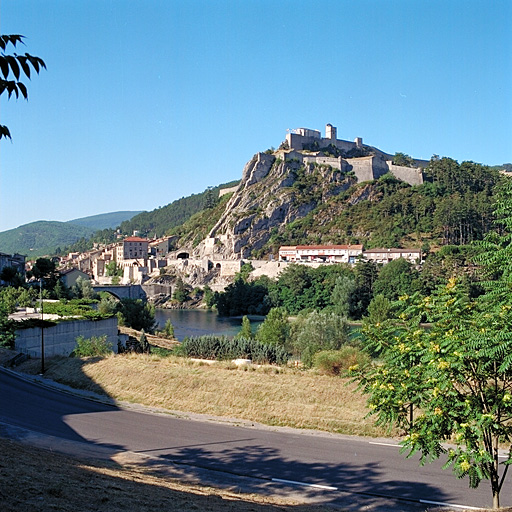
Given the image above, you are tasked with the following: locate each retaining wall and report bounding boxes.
[15,317,119,358]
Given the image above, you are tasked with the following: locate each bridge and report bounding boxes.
[92,284,146,300]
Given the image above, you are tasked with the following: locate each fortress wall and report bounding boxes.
[303,155,342,169]
[387,162,424,185]
[219,185,239,197]
[345,157,375,182]
[219,260,242,276]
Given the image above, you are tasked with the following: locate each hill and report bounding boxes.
[0,211,143,257]
[118,181,240,238]
[0,221,95,257]
[68,211,143,230]
[172,152,502,260]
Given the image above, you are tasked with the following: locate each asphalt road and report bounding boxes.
[1,368,509,510]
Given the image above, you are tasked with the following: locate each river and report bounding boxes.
[154,309,264,341]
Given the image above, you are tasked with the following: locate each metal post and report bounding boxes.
[40,279,45,374]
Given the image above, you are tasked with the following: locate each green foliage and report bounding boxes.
[98,295,118,316]
[290,310,350,367]
[213,277,270,316]
[116,298,157,333]
[74,335,113,357]
[28,258,60,290]
[261,158,498,254]
[72,277,97,300]
[0,286,37,313]
[255,307,290,346]
[156,319,175,339]
[40,299,107,321]
[172,278,190,303]
[268,263,352,314]
[331,274,356,318]
[105,261,123,277]
[0,221,95,258]
[0,302,15,348]
[392,152,415,167]
[0,266,25,287]
[139,329,150,353]
[365,294,392,324]
[177,335,288,365]
[235,315,253,340]
[313,347,370,376]
[203,285,215,308]
[373,258,421,301]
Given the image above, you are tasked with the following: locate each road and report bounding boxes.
[1,368,508,510]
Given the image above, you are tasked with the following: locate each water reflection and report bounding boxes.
[154,309,263,341]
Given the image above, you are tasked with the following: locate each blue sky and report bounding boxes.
[1,0,511,232]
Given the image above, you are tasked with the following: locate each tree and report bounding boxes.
[28,258,60,290]
[161,319,175,339]
[356,179,512,508]
[255,307,290,346]
[235,315,253,340]
[0,266,24,287]
[331,274,356,318]
[291,310,350,367]
[116,298,157,333]
[373,258,421,301]
[1,34,46,139]
[72,277,96,300]
[364,293,392,325]
[0,301,15,348]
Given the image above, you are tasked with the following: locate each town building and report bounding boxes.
[116,236,149,261]
[279,245,364,264]
[59,268,91,288]
[362,248,422,264]
[0,252,26,284]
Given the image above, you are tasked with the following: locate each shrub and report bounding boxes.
[177,335,289,365]
[313,347,370,376]
[74,335,113,357]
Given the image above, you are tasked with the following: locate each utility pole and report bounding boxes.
[39,278,45,374]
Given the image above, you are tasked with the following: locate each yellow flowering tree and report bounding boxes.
[356,277,512,509]
[357,179,512,509]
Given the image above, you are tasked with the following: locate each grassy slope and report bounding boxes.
[13,352,389,437]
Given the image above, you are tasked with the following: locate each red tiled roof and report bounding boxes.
[122,237,148,242]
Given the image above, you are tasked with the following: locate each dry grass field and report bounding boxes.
[12,351,390,438]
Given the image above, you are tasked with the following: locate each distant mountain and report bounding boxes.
[0,211,142,257]
[68,211,143,230]
[0,221,95,257]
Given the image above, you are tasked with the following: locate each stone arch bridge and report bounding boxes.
[92,284,147,300]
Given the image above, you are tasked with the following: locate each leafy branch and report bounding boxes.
[1,34,46,140]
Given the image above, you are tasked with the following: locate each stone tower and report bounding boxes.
[326,123,337,141]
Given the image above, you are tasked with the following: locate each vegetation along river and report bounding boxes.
[154,309,264,341]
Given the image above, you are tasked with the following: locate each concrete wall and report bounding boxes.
[15,317,119,358]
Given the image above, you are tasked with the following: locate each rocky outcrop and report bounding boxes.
[194,151,357,259]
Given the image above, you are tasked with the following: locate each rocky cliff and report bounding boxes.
[192,151,357,259]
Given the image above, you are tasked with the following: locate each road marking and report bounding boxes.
[369,441,401,447]
[420,499,483,510]
[271,478,338,491]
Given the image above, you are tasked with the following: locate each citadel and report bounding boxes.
[280,123,426,186]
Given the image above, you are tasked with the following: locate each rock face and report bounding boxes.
[194,151,357,259]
